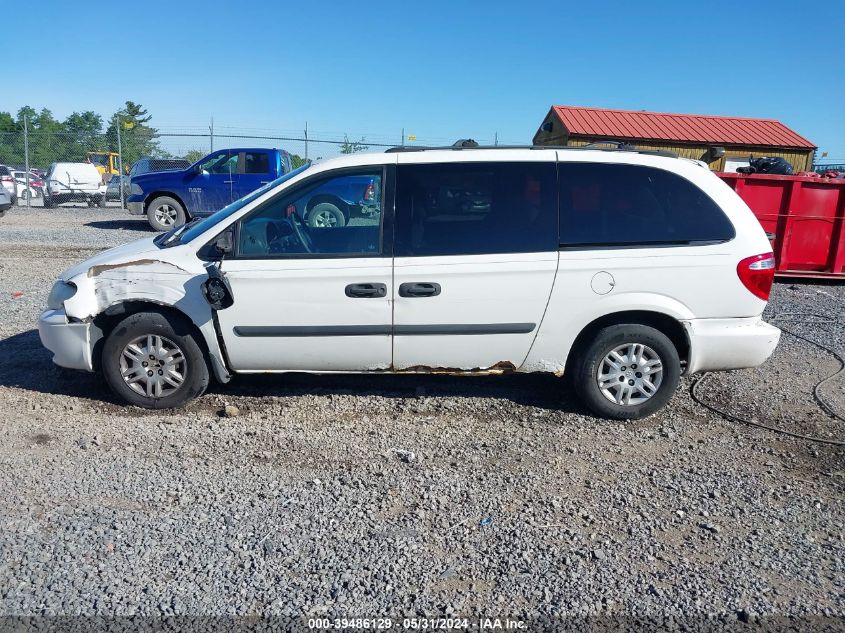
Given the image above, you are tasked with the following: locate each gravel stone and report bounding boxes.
[0,204,843,623]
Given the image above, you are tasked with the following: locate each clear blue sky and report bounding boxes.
[7,0,845,159]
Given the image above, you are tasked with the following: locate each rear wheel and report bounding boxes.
[147,196,186,231]
[102,311,209,409]
[573,324,680,420]
[306,202,345,228]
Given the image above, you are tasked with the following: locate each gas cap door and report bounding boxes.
[590,271,616,295]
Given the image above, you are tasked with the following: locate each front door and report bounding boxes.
[217,166,392,371]
[190,150,237,215]
[392,158,559,371]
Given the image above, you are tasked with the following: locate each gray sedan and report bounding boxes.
[0,186,11,218]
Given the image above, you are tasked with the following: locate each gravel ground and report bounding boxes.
[0,205,844,630]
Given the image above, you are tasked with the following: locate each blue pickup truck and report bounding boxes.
[127,148,295,231]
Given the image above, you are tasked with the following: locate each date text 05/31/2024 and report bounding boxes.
[307,617,528,630]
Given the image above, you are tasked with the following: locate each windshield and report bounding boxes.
[156,163,311,247]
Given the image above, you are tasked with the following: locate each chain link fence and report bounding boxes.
[0,121,504,209]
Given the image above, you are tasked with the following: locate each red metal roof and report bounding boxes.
[549,105,816,149]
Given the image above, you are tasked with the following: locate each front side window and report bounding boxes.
[394,162,558,257]
[199,151,237,175]
[237,170,383,258]
[559,163,735,247]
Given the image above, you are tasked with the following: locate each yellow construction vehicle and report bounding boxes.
[87,152,126,184]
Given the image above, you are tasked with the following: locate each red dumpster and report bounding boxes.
[718,172,845,279]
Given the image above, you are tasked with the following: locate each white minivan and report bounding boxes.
[43,162,103,207]
[38,145,780,419]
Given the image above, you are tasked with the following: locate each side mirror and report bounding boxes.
[213,229,234,256]
[201,263,234,310]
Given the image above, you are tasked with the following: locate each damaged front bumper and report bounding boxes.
[37,309,101,372]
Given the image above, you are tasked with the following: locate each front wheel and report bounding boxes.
[102,312,210,409]
[573,324,680,420]
[147,196,186,231]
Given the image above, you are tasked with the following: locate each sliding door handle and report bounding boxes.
[345,283,387,298]
[398,282,441,298]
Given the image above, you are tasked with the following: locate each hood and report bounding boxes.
[60,236,161,281]
[132,168,188,188]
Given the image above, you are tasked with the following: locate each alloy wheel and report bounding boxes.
[119,334,187,398]
[596,343,664,406]
[154,204,177,226]
[312,210,338,228]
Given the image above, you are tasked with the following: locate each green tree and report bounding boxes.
[106,101,162,171]
[339,135,368,154]
[14,107,70,167]
[64,111,105,159]
[289,153,308,169]
[182,149,205,164]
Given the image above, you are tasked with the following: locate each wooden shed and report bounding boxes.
[533,105,816,172]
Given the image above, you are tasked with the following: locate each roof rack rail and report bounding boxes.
[384,141,678,159]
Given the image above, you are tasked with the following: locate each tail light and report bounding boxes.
[1,175,12,182]
[362,182,375,202]
[737,253,775,301]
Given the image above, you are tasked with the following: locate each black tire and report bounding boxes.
[306,202,346,228]
[147,195,186,232]
[101,311,210,409]
[42,194,54,208]
[573,324,680,420]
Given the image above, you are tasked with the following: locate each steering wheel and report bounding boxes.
[289,213,314,253]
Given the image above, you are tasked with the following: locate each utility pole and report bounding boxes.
[304,121,308,162]
[494,132,498,147]
[210,117,214,153]
[116,116,124,210]
[401,127,405,147]
[23,114,30,209]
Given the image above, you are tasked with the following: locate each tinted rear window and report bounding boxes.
[559,163,735,247]
[243,152,270,174]
[395,162,558,256]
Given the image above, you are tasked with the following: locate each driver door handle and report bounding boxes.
[398,282,441,298]
[345,283,387,298]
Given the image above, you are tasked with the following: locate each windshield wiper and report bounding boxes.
[160,217,202,247]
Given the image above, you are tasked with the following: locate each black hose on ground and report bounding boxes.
[690,311,845,446]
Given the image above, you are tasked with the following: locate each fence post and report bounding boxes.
[116,116,124,210]
[23,115,30,208]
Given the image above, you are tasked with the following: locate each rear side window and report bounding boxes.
[242,152,270,174]
[395,162,558,256]
[559,163,735,247]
